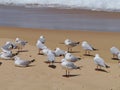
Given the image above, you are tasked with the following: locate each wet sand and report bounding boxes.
[0,27,120,90]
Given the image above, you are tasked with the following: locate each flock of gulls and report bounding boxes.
[0,35,120,77]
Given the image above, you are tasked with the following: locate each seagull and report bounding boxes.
[54,47,66,57]
[36,40,47,55]
[81,41,96,55]
[65,53,81,62]
[1,41,14,52]
[0,51,13,60]
[64,39,79,52]
[42,48,52,56]
[94,54,110,70]
[39,35,45,44]
[47,50,55,66]
[14,56,35,67]
[61,59,79,77]
[110,46,119,59]
[15,38,28,52]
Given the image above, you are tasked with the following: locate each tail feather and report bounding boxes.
[78,58,81,60]
[92,47,98,51]
[76,42,80,44]
[30,59,35,62]
[105,64,110,68]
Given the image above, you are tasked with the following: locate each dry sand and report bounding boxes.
[0,27,120,90]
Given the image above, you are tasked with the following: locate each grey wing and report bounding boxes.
[20,60,31,66]
[66,62,77,69]
[21,40,27,46]
[94,57,105,67]
[47,53,55,62]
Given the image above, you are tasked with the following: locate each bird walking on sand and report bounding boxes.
[14,56,35,67]
[94,54,110,70]
[81,41,96,55]
[61,59,79,77]
[110,46,120,59]
[15,38,28,52]
[64,39,79,52]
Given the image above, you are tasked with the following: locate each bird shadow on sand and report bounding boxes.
[44,61,61,64]
[68,51,80,53]
[83,54,95,57]
[18,50,29,53]
[95,68,109,73]
[48,65,56,69]
[111,58,119,60]
[15,65,35,68]
[62,74,80,78]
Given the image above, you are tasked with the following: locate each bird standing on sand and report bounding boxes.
[36,39,47,55]
[110,46,119,59]
[36,35,47,55]
[64,39,79,52]
[81,41,96,55]
[14,56,35,67]
[15,38,28,52]
[94,54,110,70]
[47,50,55,66]
[61,59,79,77]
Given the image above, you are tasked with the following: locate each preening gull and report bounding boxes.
[15,38,28,52]
[110,46,119,59]
[54,47,66,57]
[94,54,110,70]
[65,53,81,62]
[81,41,96,55]
[0,51,13,60]
[36,40,47,55]
[14,56,35,67]
[61,59,79,77]
[64,39,79,52]
[1,41,14,52]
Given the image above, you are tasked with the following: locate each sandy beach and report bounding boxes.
[0,27,120,90]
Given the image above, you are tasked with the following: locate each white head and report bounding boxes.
[56,47,60,50]
[16,38,19,42]
[61,58,66,62]
[14,56,20,60]
[95,54,99,57]
[40,35,44,39]
[5,41,11,45]
[82,41,87,44]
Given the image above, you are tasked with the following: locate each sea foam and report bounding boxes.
[0,0,120,12]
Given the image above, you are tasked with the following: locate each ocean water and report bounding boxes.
[0,1,120,32]
[0,0,120,12]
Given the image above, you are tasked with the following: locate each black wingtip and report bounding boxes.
[0,62,2,65]
[31,59,35,62]
[106,65,110,68]
[76,42,80,44]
